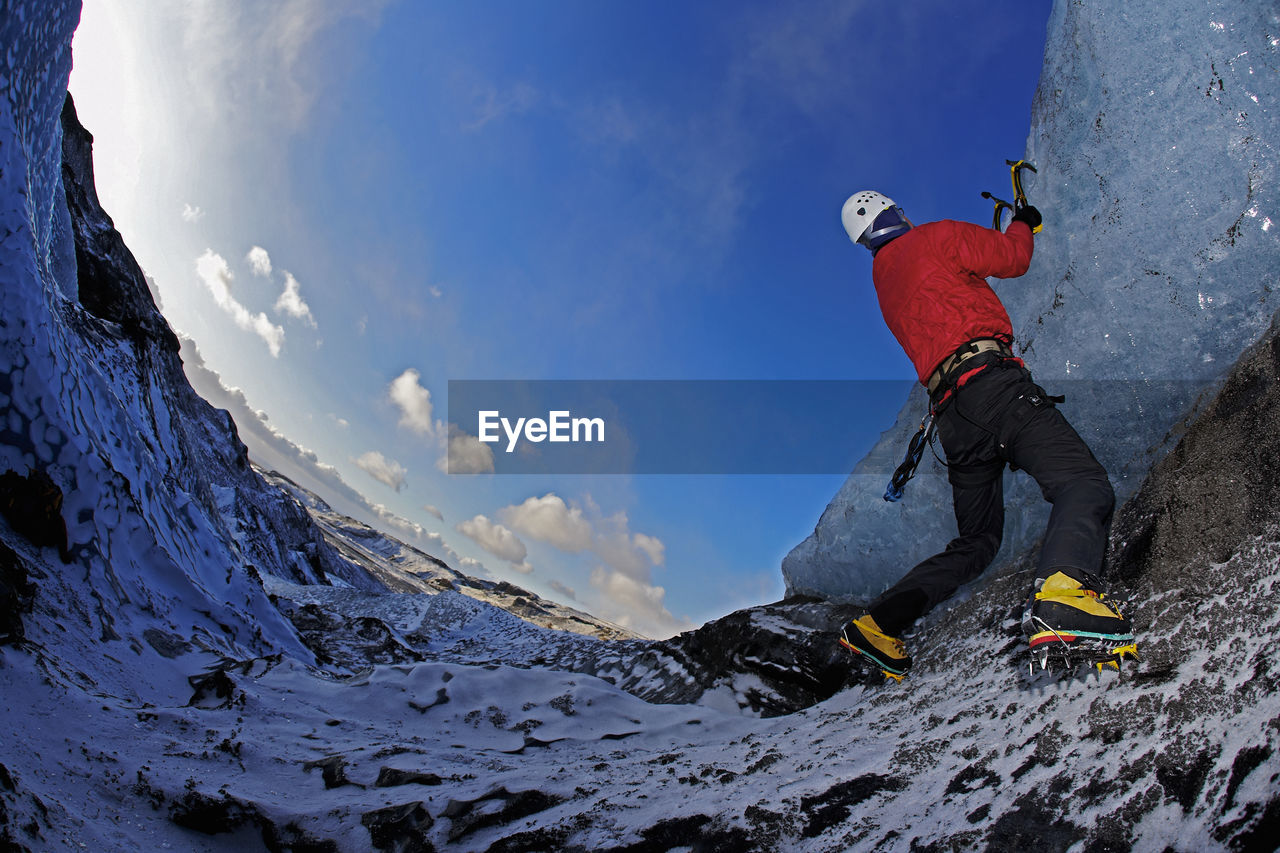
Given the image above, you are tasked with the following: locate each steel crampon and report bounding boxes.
[1027,616,1140,677]
[839,635,907,683]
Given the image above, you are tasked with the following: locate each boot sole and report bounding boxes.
[839,635,910,679]
[1027,629,1136,649]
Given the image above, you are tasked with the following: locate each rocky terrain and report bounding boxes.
[2,1,1279,851]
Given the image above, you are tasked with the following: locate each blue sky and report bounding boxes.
[69,0,1052,637]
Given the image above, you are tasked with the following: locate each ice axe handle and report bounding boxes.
[981,191,1013,232]
[1007,160,1043,234]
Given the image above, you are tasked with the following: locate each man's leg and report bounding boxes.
[842,425,1005,676]
[868,474,1004,636]
[999,386,1134,661]
[1000,396,1114,581]
[864,379,1010,638]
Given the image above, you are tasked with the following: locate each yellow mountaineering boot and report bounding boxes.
[839,614,911,681]
[1024,570,1138,671]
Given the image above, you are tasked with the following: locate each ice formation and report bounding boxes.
[784,0,1280,602]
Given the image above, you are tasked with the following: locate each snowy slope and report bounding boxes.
[3,1,1280,851]
[258,469,866,719]
[784,0,1280,602]
[259,468,639,643]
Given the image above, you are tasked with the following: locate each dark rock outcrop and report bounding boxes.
[60,96,179,352]
[1112,312,1280,585]
[0,542,34,645]
[648,596,866,714]
[0,469,70,563]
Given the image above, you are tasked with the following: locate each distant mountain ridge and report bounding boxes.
[257,466,640,642]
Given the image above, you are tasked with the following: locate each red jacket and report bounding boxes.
[871,219,1034,385]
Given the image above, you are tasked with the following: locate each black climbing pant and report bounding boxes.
[868,361,1114,637]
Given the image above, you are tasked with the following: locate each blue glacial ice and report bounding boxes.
[784,0,1280,602]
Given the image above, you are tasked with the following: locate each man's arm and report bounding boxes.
[952,219,1035,280]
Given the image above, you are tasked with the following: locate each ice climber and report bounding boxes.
[836,190,1136,680]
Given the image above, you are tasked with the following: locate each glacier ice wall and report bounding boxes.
[784,0,1280,602]
[0,0,359,702]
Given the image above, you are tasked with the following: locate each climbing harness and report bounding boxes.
[883,338,1024,502]
[926,338,1014,397]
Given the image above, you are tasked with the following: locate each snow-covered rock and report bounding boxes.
[257,471,866,717]
[783,0,1280,603]
[3,1,1280,851]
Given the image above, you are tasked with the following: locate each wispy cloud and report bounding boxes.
[731,0,866,118]
[547,579,578,602]
[423,504,444,522]
[195,249,285,356]
[365,502,459,564]
[275,271,316,327]
[463,79,539,132]
[182,203,204,223]
[354,449,407,492]
[179,0,393,133]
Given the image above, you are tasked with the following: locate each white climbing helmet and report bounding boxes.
[841,190,911,250]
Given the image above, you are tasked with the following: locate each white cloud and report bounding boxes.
[500,493,664,581]
[492,491,679,636]
[368,502,423,538]
[422,531,460,565]
[501,493,594,552]
[423,505,444,522]
[181,203,204,223]
[455,514,528,565]
[247,245,273,277]
[593,527,661,583]
[388,368,438,436]
[275,271,317,327]
[633,532,666,567]
[589,566,690,640]
[428,285,443,298]
[354,450,407,492]
[362,503,459,564]
[195,249,285,356]
[458,556,493,580]
[440,426,495,474]
[328,414,349,429]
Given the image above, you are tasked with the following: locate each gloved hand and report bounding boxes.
[1012,205,1042,231]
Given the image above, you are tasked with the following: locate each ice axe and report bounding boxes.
[982,159,1042,234]
[981,191,1014,231]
